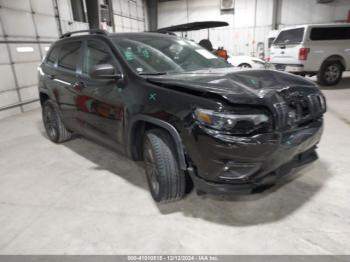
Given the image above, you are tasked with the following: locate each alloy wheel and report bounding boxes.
[324,64,340,83]
[43,105,58,140]
[144,143,160,196]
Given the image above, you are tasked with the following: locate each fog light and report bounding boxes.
[219,162,261,181]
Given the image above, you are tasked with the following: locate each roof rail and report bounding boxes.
[60,29,108,39]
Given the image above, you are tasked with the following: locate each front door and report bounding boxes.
[74,39,126,149]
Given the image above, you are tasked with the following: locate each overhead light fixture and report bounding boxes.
[16,47,34,53]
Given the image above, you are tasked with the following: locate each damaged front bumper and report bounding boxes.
[186,118,323,194]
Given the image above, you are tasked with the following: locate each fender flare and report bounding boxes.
[321,55,346,70]
[127,114,187,170]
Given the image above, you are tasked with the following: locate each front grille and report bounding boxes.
[308,93,326,115]
[273,102,289,128]
[273,92,326,130]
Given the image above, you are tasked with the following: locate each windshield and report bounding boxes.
[112,35,231,75]
[273,28,304,45]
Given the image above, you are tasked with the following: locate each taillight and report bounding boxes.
[299,48,310,60]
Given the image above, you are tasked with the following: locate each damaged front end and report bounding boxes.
[147,69,326,194]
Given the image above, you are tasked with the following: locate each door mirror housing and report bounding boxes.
[90,64,122,80]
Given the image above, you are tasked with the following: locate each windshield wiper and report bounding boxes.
[139,72,167,76]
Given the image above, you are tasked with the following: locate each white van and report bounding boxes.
[270,23,350,86]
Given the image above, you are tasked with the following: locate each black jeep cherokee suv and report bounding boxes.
[38,30,326,202]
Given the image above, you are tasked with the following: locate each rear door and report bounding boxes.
[54,40,83,130]
[41,43,61,99]
[270,27,305,66]
[42,40,83,131]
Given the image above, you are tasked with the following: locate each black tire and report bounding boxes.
[143,129,186,203]
[239,63,252,68]
[317,61,343,86]
[42,100,72,143]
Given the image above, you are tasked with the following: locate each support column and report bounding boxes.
[147,0,158,31]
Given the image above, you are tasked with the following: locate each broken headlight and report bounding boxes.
[194,108,270,135]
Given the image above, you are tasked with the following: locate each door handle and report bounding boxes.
[47,74,55,79]
[73,81,86,91]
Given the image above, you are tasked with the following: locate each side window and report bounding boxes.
[310,27,350,41]
[58,41,81,72]
[83,40,115,76]
[46,45,60,66]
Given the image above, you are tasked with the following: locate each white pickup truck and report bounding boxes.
[270,23,350,86]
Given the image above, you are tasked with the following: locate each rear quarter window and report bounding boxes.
[310,27,350,41]
[273,28,304,45]
[46,45,60,66]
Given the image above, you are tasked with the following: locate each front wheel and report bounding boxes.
[317,61,343,86]
[143,129,186,203]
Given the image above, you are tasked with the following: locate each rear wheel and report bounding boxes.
[317,61,343,86]
[42,100,72,143]
[143,129,186,203]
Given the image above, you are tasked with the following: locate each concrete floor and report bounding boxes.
[0,75,350,255]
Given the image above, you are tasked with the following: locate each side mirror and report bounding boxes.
[90,64,122,80]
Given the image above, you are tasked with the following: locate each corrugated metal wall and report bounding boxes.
[113,0,146,32]
[0,0,147,120]
[0,0,59,119]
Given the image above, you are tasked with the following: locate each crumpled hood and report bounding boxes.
[146,68,319,104]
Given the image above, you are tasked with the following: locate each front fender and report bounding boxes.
[127,114,187,170]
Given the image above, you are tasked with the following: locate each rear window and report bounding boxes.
[273,28,304,45]
[57,41,81,71]
[310,27,350,40]
[46,45,60,66]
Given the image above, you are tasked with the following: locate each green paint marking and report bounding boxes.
[142,48,150,58]
[250,79,257,85]
[149,93,157,101]
[124,48,134,61]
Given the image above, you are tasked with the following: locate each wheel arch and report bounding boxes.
[39,88,60,107]
[238,62,252,68]
[127,115,187,170]
[321,55,346,70]
[39,92,50,105]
